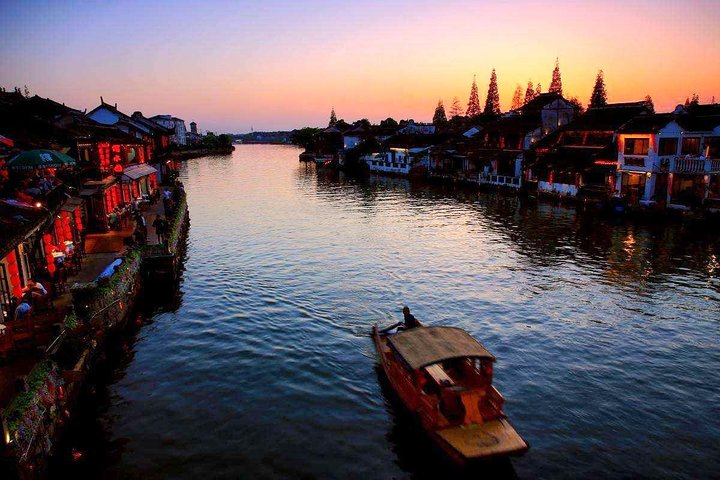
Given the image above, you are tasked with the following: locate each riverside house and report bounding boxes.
[149,114,188,146]
[526,101,652,201]
[464,93,576,189]
[361,131,440,176]
[616,104,720,210]
[0,90,187,476]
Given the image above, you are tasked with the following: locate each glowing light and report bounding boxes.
[2,416,11,445]
[35,202,42,208]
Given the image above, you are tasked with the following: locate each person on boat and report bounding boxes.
[380,306,420,333]
[402,306,420,329]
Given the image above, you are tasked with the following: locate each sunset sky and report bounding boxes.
[1,0,719,132]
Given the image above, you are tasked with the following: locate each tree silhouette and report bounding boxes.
[535,83,542,96]
[483,69,501,115]
[684,94,699,108]
[589,70,608,108]
[644,95,655,113]
[568,96,584,113]
[433,99,448,125]
[511,84,524,110]
[549,58,562,95]
[329,108,337,127]
[449,97,463,118]
[466,75,481,117]
[524,81,535,105]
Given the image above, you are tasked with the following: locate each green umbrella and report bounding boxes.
[6,149,77,171]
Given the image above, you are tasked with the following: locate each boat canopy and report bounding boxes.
[388,326,495,370]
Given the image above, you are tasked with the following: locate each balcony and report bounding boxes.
[673,156,705,174]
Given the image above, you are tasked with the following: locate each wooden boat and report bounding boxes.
[372,323,528,462]
[298,151,314,162]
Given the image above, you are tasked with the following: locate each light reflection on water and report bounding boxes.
[53,145,720,479]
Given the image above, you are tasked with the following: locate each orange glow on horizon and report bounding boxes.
[1,0,719,131]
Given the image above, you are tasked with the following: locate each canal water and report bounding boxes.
[53,145,719,479]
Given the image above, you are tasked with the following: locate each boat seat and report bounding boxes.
[426,364,455,387]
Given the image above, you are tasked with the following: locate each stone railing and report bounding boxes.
[479,173,522,188]
[166,193,188,255]
[71,248,143,325]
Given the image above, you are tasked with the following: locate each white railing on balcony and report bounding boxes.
[710,159,720,173]
[673,156,706,174]
[478,174,522,188]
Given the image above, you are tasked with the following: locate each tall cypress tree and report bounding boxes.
[449,97,463,118]
[549,58,563,95]
[466,75,481,117]
[524,80,535,105]
[433,99,448,125]
[644,95,655,113]
[511,84,524,110]
[483,69,500,115]
[589,70,608,108]
[535,82,542,96]
[329,108,337,127]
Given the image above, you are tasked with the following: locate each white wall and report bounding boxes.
[538,181,578,197]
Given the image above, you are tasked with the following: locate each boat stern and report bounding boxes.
[435,418,529,461]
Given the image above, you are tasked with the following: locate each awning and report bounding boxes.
[83,176,117,190]
[79,188,99,197]
[0,134,14,147]
[121,164,157,181]
[61,197,84,211]
[6,149,76,170]
[388,326,495,370]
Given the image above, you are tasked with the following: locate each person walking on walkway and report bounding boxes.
[135,212,147,238]
[152,214,168,244]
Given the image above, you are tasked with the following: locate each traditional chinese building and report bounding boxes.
[527,101,652,200]
[149,114,187,146]
[616,104,720,209]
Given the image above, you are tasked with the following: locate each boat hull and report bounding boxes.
[371,325,528,462]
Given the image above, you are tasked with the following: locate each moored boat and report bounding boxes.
[371,323,528,462]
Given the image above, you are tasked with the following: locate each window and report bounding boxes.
[624,138,649,155]
[0,263,11,323]
[708,137,720,158]
[681,137,701,155]
[621,172,647,194]
[624,157,645,167]
[658,138,678,156]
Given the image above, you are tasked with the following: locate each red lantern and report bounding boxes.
[4,253,16,265]
[12,282,22,300]
[8,262,19,279]
[98,142,111,172]
[46,254,56,274]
